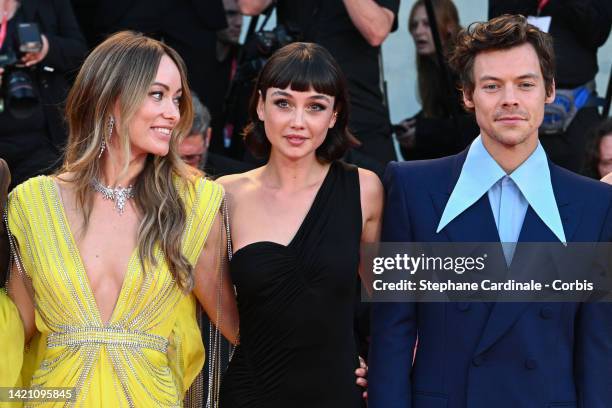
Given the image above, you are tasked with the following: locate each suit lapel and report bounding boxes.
[473,211,536,355]
[474,215,555,355]
[474,302,529,355]
[431,193,500,243]
[473,211,539,355]
[550,163,583,242]
[517,206,559,242]
[474,162,583,355]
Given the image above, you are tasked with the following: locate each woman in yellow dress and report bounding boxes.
[0,31,238,407]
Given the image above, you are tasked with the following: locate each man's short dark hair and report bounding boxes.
[448,14,555,109]
[243,42,360,161]
[190,93,211,136]
[585,118,612,178]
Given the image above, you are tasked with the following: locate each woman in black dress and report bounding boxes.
[396,0,479,160]
[217,42,382,407]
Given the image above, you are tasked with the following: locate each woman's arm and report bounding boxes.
[358,168,383,284]
[355,168,383,397]
[6,263,36,343]
[192,211,240,345]
[343,0,396,47]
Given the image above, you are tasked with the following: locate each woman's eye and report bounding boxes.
[173,96,182,106]
[150,91,163,101]
[308,104,326,112]
[274,99,290,109]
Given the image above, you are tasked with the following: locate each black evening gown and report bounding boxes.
[219,161,363,407]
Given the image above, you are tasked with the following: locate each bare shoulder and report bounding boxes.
[357,167,383,223]
[357,167,384,202]
[52,172,73,186]
[216,168,262,198]
[51,172,77,200]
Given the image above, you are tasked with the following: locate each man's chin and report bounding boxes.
[488,129,534,148]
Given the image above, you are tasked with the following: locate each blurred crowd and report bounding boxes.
[0,0,611,190]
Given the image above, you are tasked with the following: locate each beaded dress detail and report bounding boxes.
[1,175,223,407]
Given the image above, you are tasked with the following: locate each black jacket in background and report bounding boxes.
[402,111,480,161]
[71,0,165,46]
[489,0,612,88]
[490,0,611,173]
[21,0,88,151]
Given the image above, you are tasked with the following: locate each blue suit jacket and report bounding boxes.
[369,150,612,408]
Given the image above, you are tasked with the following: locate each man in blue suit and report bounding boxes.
[369,14,612,408]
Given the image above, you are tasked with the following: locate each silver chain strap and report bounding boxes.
[206,197,236,408]
[3,207,34,298]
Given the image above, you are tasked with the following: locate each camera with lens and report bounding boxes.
[222,21,301,158]
[0,22,43,119]
[234,24,300,83]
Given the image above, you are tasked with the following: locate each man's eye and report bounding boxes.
[519,82,535,89]
[483,84,499,91]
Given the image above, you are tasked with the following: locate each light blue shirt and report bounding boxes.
[488,175,528,263]
[437,136,566,261]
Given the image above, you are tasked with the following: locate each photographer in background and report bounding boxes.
[239,0,400,177]
[209,0,246,160]
[0,0,87,190]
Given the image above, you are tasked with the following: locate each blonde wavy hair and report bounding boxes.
[60,31,198,291]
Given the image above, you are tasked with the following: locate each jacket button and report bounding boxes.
[540,307,553,319]
[525,359,537,370]
[472,356,484,367]
[457,303,470,312]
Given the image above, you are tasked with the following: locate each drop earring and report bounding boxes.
[98,116,115,158]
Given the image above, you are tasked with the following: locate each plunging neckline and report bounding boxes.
[231,162,336,259]
[50,177,138,326]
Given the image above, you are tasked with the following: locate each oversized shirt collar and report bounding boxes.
[436,135,566,243]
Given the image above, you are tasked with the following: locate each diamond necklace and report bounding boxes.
[91,178,135,214]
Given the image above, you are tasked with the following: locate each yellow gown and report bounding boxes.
[0,175,223,407]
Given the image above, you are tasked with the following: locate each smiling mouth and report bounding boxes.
[152,127,172,136]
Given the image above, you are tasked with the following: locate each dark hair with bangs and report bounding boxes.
[448,14,555,111]
[243,42,359,161]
